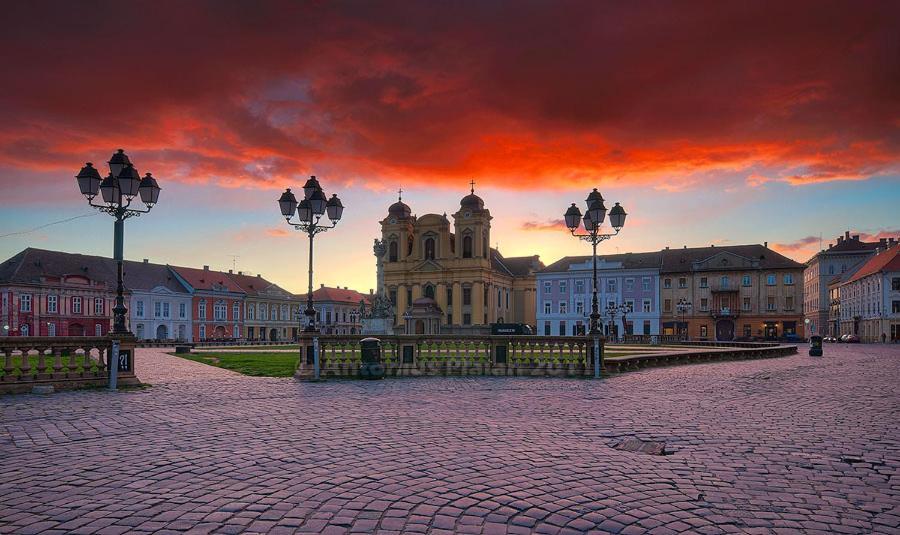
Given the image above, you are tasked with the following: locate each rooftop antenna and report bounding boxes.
[819,233,823,252]
[227,254,239,272]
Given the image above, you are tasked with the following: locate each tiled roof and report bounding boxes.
[122,260,190,293]
[226,272,295,299]
[300,286,372,304]
[0,248,117,288]
[170,266,245,293]
[660,245,804,273]
[541,251,662,273]
[492,250,543,277]
[843,244,900,285]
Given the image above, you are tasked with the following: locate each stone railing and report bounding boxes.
[622,334,682,344]
[297,334,603,379]
[1,336,139,394]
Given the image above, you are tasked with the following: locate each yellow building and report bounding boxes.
[380,187,543,334]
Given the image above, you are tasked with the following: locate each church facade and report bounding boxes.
[379,187,543,334]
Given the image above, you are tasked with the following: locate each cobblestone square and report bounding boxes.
[1,345,898,534]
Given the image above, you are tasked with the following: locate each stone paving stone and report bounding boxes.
[1,345,900,534]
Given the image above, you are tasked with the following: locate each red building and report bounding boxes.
[0,249,116,337]
[170,265,245,341]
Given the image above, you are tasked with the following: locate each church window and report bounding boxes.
[463,235,473,258]
[424,285,435,299]
[407,236,413,256]
[447,288,453,305]
[463,288,472,305]
[389,241,398,262]
[424,237,436,260]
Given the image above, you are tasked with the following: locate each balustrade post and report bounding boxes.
[3,350,14,379]
[52,348,64,377]
[19,347,32,376]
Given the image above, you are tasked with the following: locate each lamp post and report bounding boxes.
[676,298,692,340]
[277,176,344,381]
[564,188,627,378]
[76,149,161,390]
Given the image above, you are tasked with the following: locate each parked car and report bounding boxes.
[845,334,860,343]
[823,336,837,343]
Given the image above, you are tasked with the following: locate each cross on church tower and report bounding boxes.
[469,180,475,194]
[398,187,403,201]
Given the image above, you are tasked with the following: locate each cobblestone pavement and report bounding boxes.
[1,345,898,535]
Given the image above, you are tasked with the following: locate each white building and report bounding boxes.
[836,244,900,342]
[127,260,193,342]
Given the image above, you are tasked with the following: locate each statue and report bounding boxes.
[361,238,394,334]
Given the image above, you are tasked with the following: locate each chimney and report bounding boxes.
[344,286,348,290]
[683,245,687,249]
[665,246,669,250]
[228,269,233,274]
[257,274,261,278]
[845,230,850,240]
[837,236,844,244]
[369,289,374,294]
[853,234,860,241]
[711,244,715,248]
[880,238,887,247]
[238,271,243,275]
[320,283,325,288]
[203,265,209,271]
[764,241,768,248]
[143,258,149,264]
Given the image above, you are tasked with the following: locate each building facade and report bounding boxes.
[0,249,117,337]
[660,245,805,341]
[310,285,371,335]
[127,260,194,342]
[380,188,543,334]
[537,253,661,337]
[803,232,891,335]
[171,265,245,341]
[227,272,300,341]
[835,244,900,342]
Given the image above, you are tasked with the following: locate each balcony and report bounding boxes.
[711,307,739,319]
[709,284,739,293]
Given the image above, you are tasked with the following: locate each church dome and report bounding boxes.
[461,182,484,210]
[388,200,410,219]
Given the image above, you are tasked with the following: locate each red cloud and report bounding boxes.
[521,219,569,232]
[0,2,897,192]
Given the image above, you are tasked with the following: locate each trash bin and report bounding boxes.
[809,335,823,357]
[359,337,385,379]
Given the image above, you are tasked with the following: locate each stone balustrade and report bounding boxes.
[297,334,603,379]
[0,336,139,394]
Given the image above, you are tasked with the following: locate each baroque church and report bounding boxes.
[379,185,543,334]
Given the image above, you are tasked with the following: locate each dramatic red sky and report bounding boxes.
[0,1,898,292]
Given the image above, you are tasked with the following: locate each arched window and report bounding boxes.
[407,236,414,256]
[424,238,436,260]
[389,241,398,262]
[463,235,473,258]
[424,284,435,299]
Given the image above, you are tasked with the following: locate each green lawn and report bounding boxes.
[172,352,299,377]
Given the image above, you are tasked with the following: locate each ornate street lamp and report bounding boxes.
[564,188,627,378]
[277,176,343,380]
[676,298,692,340]
[76,149,161,389]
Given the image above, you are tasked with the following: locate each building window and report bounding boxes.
[543,281,552,294]
[234,303,241,321]
[94,298,104,315]
[406,288,413,306]
[766,274,776,286]
[247,304,255,320]
[47,295,58,313]
[743,297,751,311]
[136,300,144,317]
[199,325,206,339]
[699,277,708,288]
[95,324,102,336]
[389,241,399,262]
[606,279,616,292]
[893,300,900,313]
[560,281,567,294]
[179,303,186,318]
[463,288,472,306]
[678,278,687,289]
[506,289,509,309]
[544,322,551,336]
[424,237,436,260]
[664,278,672,289]
[163,302,171,318]
[198,300,207,319]
[575,280,584,294]
[446,288,453,305]
[463,313,471,325]
[215,301,227,321]
[700,324,708,338]
[720,276,729,289]
[892,278,900,291]
[767,296,776,311]
[785,296,794,310]
[424,285,435,299]
[742,275,751,287]
[463,235,473,258]
[20,295,32,312]
[48,323,56,337]
[447,313,453,325]
[700,298,708,311]
[559,321,566,336]
[784,273,794,285]
[389,289,397,306]
[544,301,552,315]
[154,302,162,318]
[233,325,240,338]
[559,302,567,314]
[642,299,651,313]
[72,297,82,314]
[743,324,751,337]
[625,278,634,291]
[664,299,672,312]
[575,300,584,315]
[642,277,651,292]
[136,324,144,339]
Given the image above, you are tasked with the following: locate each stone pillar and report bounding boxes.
[473,281,485,325]
[452,282,462,327]
[436,283,448,321]
[396,284,408,328]
[412,284,422,301]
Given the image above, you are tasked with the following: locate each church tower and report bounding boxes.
[452,181,492,267]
